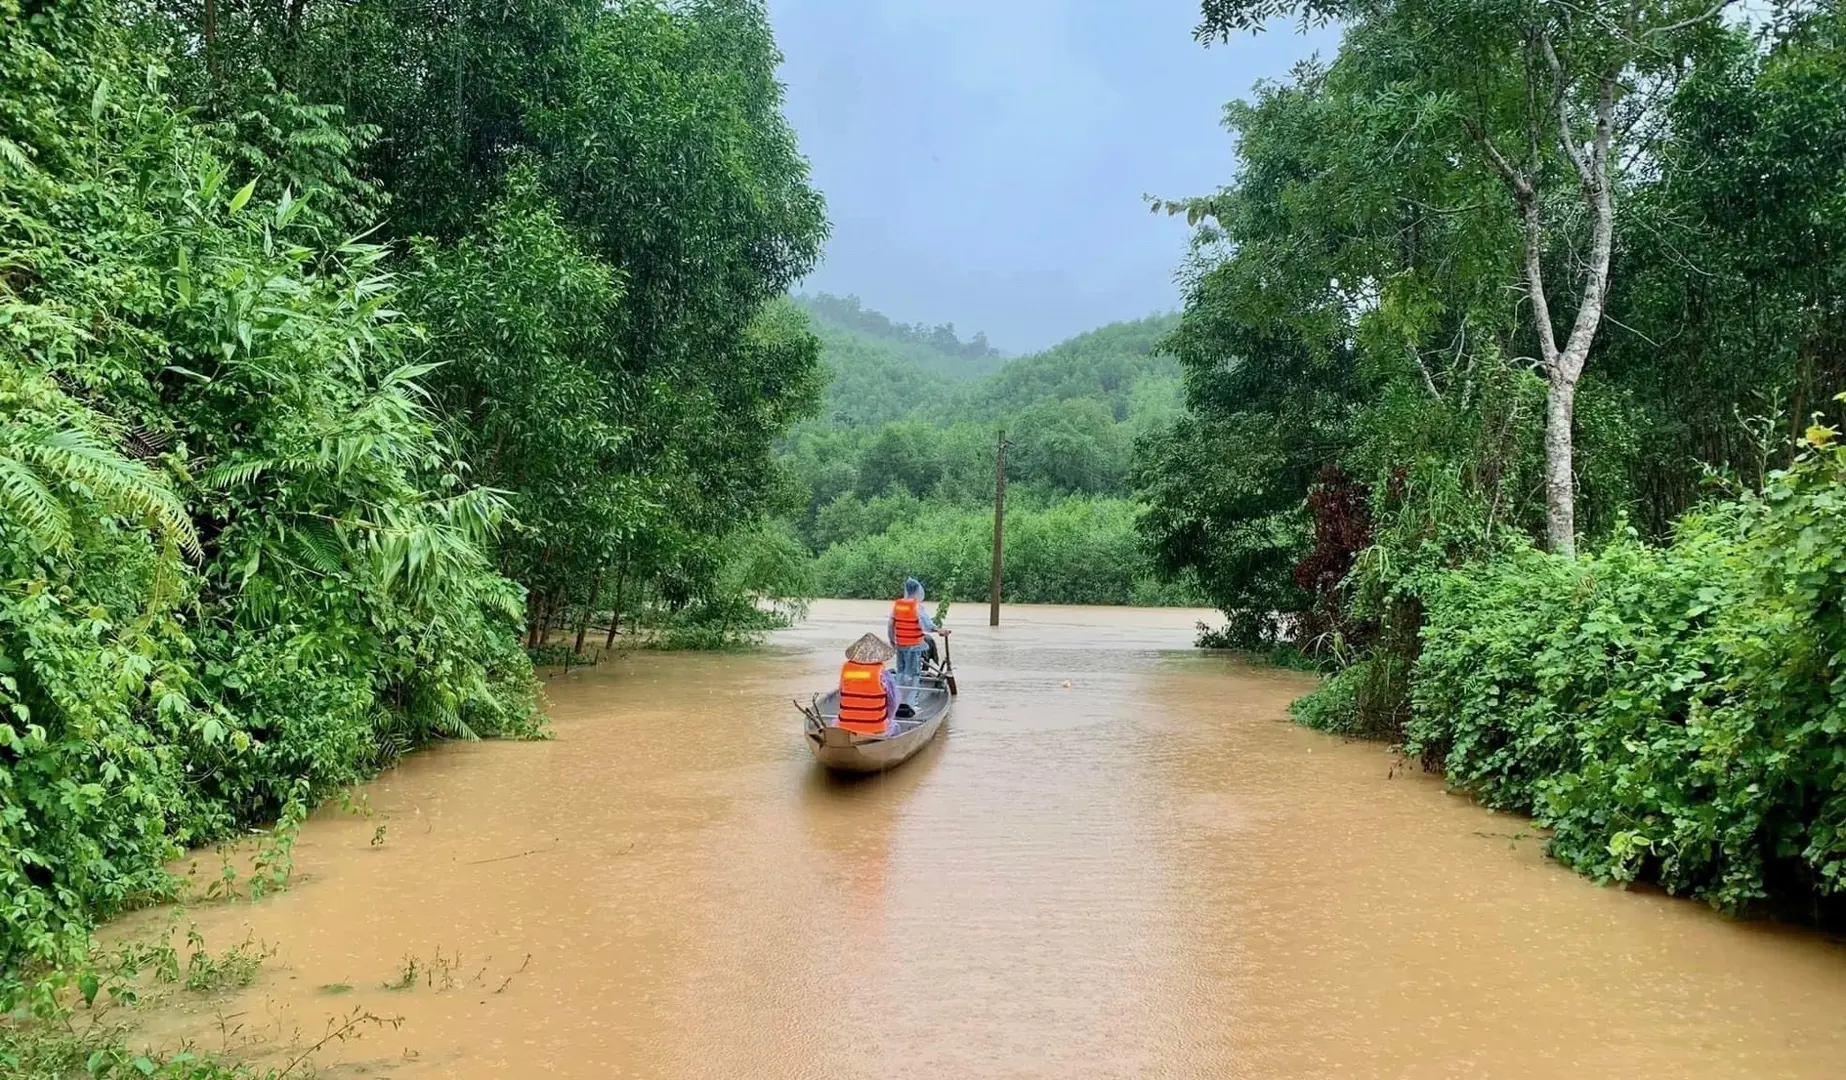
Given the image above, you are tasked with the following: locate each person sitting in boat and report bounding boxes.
[838,632,902,737]
[887,578,943,705]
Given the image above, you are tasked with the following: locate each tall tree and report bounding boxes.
[1196,0,1735,555]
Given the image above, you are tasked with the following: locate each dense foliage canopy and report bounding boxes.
[0,0,826,986]
[1146,0,1846,912]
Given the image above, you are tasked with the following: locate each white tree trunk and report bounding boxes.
[1476,58,1615,560]
[1544,375,1578,557]
[1540,73,1616,559]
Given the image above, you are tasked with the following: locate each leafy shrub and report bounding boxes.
[1411,426,1846,911]
[1289,663,1363,733]
[0,5,534,989]
[1289,654,1410,737]
[811,498,1202,606]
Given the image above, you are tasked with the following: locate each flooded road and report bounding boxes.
[124,600,1846,1077]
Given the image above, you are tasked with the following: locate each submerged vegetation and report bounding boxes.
[0,0,825,992]
[1146,0,1846,913]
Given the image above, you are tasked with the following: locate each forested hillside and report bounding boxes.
[781,298,1195,605]
[1144,0,1846,915]
[0,0,823,988]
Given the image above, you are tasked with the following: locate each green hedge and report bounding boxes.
[1409,432,1846,911]
[810,498,1200,607]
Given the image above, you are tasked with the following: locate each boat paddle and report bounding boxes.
[940,628,958,696]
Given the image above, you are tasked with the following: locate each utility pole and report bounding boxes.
[990,429,1009,627]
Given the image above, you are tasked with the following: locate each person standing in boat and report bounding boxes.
[838,633,902,737]
[887,577,941,706]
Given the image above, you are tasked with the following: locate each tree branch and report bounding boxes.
[1555,72,1618,384]
[1409,346,1441,399]
[1466,120,1558,369]
[1466,121,1528,193]
[1645,0,1734,40]
[1539,30,1596,192]
[1519,194,1562,371]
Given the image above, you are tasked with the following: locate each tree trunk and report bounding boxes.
[605,558,629,649]
[525,588,544,649]
[203,0,218,84]
[524,547,553,649]
[1544,376,1578,557]
[989,429,1007,627]
[574,568,604,655]
[527,590,548,650]
[1471,53,1615,560]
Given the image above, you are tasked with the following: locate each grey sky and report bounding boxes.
[769,1,1339,353]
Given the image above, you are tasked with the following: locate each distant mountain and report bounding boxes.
[955,314,1180,425]
[794,293,1005,380]
[794,295,1180,432]
[779,300,1199,606]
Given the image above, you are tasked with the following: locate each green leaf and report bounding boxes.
[132,1056,158,1076]
[79,970,100,1006]
[0,137,33,175]
[276,186,315,229]
[90,78,110,123]
[229,178,258,213]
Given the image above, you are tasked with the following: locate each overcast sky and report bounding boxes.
[768,1,1340,353]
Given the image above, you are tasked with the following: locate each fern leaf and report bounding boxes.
[0,454,73,553]
[29,429,201,559]
[0,137,34,175]
[203,457,273,490]
[293,520,346,576]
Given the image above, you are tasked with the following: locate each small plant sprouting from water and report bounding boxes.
[204,848,242,903]
[249,781,311,902]
[209,1003,408,1078]
[275,1008,405,1078]
[425,946,461,992]
[107,925,184,993]
[184,927,274,993]
[337,790,375,820]
[371,824,388,847]
[385,953,420,991]
[191,780,311,906]
[496,953,532,996]
[381,948,529,995]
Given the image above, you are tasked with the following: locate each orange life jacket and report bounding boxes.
[837,660,889,734]
[891,598,925,647]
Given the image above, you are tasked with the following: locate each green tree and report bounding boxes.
[1194,0,1738,555]
[1,0,534,980]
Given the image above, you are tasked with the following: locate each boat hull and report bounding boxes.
[803,679,950,774]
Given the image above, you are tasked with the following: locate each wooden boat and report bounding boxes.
[801,675,952,774]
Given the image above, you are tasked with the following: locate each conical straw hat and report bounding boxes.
[844,632,894,664]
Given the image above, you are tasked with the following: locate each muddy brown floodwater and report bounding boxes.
[115,600,1846,1078]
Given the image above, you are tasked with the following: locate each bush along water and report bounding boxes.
[4,0,832,997]
[811,496,1203,607]
[1410,421,1846,914]
[0,5,536,993]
